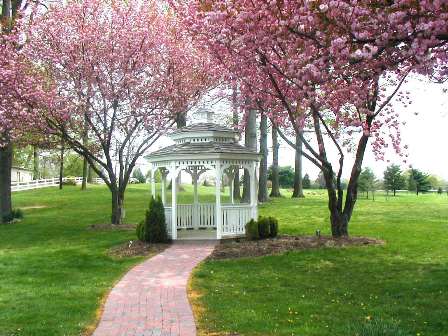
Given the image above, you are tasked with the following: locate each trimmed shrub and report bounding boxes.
[136,196,169,243]
[63,177,77,186]
[267,216,279,238]
[347,319,410,336]
[245,219,259,240]
[258,217,270,239]
[1,208,24,223]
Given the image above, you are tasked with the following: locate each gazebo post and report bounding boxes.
[250,162,258,220]
[171,166,178,240]
[192,167,199,230]
[215,161,222,239]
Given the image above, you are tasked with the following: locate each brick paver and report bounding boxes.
[93,241,216,336]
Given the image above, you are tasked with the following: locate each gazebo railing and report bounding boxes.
[164,203,251,238]
[221,204,251,236]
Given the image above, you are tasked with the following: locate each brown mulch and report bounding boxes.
[89,223,137,231]
[209,235,384,260]
[108,240,170,258]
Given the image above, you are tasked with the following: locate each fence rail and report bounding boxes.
[11,177,104,192]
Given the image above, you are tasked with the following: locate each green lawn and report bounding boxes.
[192,191,448,336]
[1,185,447,336]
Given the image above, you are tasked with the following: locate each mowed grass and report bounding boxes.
[191,191,448,336]
[1,185,447,336]
[0,183,226,336]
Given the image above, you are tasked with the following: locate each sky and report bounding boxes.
[139,76,448,183]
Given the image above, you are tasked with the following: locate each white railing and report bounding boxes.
[164,203,251,238]
[222,204,252,237]
[11,177,105,192]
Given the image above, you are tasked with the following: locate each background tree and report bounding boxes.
[132,168,146,184]
[258,114,269,202]
[383,165,406,196]
[302,173,311,189]
[270,125,281,197]
[358,167,377,199]
[314,172,326,190]
[292,131,304,198]
[232,85,241,200]
[242,109,257,202]
[408,168,431,195]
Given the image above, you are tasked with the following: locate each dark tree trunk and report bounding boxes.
[258,114,269,202]
[0,141,13,222]
[81,157,88,190]
[242,109,257,202]
[111,188,125,225]
[232,86,241,200]
[270,126,281,197]
[87,164,93,183]
[59,141,64,190]
[292,131,304,198]
[33,146,39,180]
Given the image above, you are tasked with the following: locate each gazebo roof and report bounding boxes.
[146,122,260,163]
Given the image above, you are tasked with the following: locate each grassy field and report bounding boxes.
[0,185,447,336]
[192,191,448,336]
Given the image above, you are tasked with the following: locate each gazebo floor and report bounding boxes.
[176,228,217,240]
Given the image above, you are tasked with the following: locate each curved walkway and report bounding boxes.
[93,241,216,336]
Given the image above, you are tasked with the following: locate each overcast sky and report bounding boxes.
[140,76,447,183]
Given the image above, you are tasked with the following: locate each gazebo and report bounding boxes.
[146,123,260,240]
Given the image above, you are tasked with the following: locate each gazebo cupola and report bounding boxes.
[147,123,260,240]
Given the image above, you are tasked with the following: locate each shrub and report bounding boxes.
[258,217,270,239]
[1,208,24,223]
[347,318,410,336]
[136,196,169,243]
[245,219,259,240]
[267,216,279,238]
[62,177,77,186]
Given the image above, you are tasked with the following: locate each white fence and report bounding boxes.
[11,177,104,192]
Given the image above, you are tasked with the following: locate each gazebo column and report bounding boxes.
[250,162,258,220]
[192,167,199,230]
[171,166,178,240]
[215,161,222,239]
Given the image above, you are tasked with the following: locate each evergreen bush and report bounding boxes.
[267,216,279,238]
[258,217,271,239]
[136,196,169,243]
[245,219,259,240]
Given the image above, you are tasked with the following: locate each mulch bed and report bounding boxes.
[209,235,384,260]
[108,240,170,258]
[89,223,136,231]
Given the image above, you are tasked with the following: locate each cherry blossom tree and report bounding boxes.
[171,0,447,236]
[0,13,53,222]
[28,0,215,224]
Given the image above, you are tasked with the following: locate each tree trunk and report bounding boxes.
[292,131,304,198]
[33,146,39,180]
[111,188,125,225]
[270,126,281,197]
[81,157,88,190]
[0,141,13,222]
[59,141,64,190]
[258,114,269,202]
[87,164,93,183]
[232,86,241,200]
[242,109,257,202]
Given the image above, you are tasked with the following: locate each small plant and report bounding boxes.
[136,196,169,243]
[245,219,259,240]
[1,208,24,223]
[257,217,270,239]
[62,177,77,186]
[267,216,279,238]
[347,318,410,336]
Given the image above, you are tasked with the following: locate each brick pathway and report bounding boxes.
[93,241,216,336]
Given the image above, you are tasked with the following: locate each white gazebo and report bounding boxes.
[147,123,260,240]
